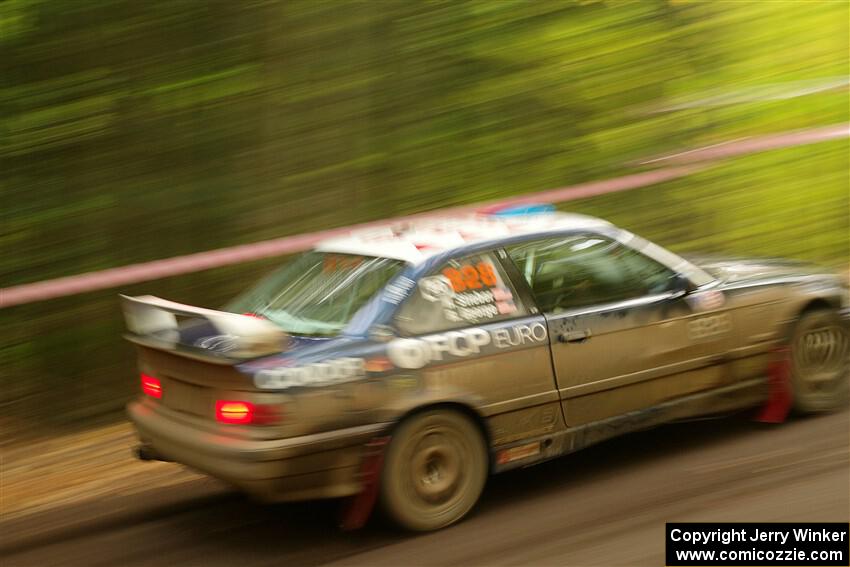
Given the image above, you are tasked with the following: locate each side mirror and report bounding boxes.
[368,324,396,343]
[668,273,692,297]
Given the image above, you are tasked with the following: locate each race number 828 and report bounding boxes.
[442,262,497,293]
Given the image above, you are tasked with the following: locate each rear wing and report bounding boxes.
[120,295,287,360]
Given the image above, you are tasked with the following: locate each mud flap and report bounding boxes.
[754,346,793,423]
[338,436,390,531]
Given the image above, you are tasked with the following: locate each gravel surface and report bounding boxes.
[2,408,847,566]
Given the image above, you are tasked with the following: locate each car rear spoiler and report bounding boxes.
[120,295,287,360]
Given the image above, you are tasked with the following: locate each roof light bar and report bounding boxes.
[481,203,556,216]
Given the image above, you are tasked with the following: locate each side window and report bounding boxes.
[395,252,528,335]
[616,246,678,295]
[506,235,676,313]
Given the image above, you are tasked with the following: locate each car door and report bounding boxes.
[391,250,564,446]
[505,234,734,427]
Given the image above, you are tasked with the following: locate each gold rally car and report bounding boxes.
[123,206,849,531]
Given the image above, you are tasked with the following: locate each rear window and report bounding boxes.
[227,252,405,336]
[394,251,528,335]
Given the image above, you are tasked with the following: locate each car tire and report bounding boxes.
[379,409,488,531]
[789,308,849,413]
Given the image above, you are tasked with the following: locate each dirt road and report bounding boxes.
[2,408,847,566]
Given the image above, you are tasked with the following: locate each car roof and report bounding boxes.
[314,211,615,265]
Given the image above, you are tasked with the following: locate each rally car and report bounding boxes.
[123,206,849,531]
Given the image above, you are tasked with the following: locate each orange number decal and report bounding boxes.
[462,265,482,289]
[442,268,466,293]
[444,262,498,292]
[477,262,497,286]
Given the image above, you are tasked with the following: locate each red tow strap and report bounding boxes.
[755,346,794,423]
[339,436,390,530]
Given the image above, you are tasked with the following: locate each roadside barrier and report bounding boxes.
[2,124,846,308]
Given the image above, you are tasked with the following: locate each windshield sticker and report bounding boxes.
[387,322,548,369]
[323,254,363,272]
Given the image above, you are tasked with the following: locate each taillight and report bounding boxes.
[141,374,162,398]
[215,400,281,425]
[216,401,253,424]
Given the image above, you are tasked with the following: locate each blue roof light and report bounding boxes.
[487,203,556,217]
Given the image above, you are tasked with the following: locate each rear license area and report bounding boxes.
[135,344,254,420]
[161,377,210,417]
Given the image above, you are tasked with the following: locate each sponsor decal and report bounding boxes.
[688,313,732,340]
[383,276,415,304]
[387,322,548,369]
[417,274,466,322]
[254,357,366,389]
[419,275,454,302]
[496,441,542,465]
[195,334,238,353]
[388,375,420,391]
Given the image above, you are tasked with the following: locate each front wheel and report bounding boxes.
[789,308,849,413]
[380,409,488,531]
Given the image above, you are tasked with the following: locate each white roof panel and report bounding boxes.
[315,212,613,264]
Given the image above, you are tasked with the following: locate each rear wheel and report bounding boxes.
[380,409,488,531]
[789,308,849,413]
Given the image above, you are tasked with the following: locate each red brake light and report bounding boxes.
[216,401,254,424]
[141,374,162,398]
[215,400,281,425]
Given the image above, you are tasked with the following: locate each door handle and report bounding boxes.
[558,330,592,344]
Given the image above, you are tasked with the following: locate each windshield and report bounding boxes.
[227,252,405,336]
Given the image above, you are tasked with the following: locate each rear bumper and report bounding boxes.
[128,399,387,502]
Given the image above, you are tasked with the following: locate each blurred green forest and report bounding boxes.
[1,1,848,438]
